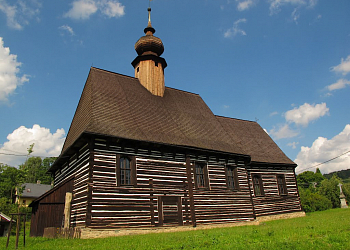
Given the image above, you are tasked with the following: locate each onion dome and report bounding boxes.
[135,8,164,56]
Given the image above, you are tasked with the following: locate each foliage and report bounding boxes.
[296,170,349,212]
[318,175,341,208]
[324,168,350,180]
[19,157,55,185]
[297,169,325,188]
[298,188,332,212]
[0,155,55,216]
[1,209,349,250]
[0,164,25,201]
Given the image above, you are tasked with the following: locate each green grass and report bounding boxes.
[1,209,350,250]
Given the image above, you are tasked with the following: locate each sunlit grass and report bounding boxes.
[1,209,349,250]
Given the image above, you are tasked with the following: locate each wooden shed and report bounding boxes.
[30,8,302,236]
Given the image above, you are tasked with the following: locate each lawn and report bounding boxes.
[1,209,349,250]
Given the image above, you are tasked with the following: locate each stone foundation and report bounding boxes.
[43,211,306,239]
[256,211,306,222]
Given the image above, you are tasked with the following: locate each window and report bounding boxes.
[155,61,158,67]
[120,157,131,185]
[116,155,136,186]
[277,175,288,195]
[194,163,209,189]
[252,174,264,196]
[137,67,139,72]
[226,166,239,190]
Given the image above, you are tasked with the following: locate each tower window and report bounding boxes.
[137,67,139,72]
[155,62,158,67]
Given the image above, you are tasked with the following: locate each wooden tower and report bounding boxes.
[131,8,167,97]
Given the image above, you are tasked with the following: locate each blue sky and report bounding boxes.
[0,0,349,174]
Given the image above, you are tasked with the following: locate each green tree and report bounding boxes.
[299,187,332,212]
[297,169,325,188]
[0,164,25,201]
[19,157,54,185]
[318,175,341,208]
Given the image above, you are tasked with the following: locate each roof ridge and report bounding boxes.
[216,115,256,123]
[91,67,137,80]
[165,86,200,96]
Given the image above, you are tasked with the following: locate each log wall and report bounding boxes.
[45,137,301,231]
[247,166,302,217]
[87,138,255,228]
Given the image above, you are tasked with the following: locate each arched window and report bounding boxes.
[194,162,209,189]
[277,175,287,195]
[226,166,239,190]
[252,174,264,196]
[116,155,136,186]
[120,157,131,185]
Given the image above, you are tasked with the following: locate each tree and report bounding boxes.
[19,157,55,185]
[297,169,325,188]
[298,187,332,212]
[318,175,341,208]
[0,164,25,201]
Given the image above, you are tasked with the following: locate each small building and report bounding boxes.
[0,213,13,237]
[30,8,302,237]
[16,183,52,207]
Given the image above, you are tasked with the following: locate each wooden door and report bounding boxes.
[157,196,183,226]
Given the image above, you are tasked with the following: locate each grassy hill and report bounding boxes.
[1,208,349,250]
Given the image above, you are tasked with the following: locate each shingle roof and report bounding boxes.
[20,183,52,198]
[217,116,295,165]
[62,67,247,157]
[60,67,295,166]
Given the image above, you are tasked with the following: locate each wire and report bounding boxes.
[296,150,350,173]
[0,152,58,158]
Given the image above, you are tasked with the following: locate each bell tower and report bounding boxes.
[131,8,167,97]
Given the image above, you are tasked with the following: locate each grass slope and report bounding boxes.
[1,209,349,250]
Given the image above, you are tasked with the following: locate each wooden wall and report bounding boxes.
[41,137,301,233]
[247,165,302,217]
[86,138,255,228]
[30,178,74,237]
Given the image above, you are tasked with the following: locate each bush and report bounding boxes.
[299,188,332,213]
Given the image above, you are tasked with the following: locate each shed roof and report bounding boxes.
[19,183,52,198]
[0,212,12,222]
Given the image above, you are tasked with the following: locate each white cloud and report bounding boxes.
[291,8,300,24]
[284,102,329,127]
[0,37,29,103]
[224,18,247,38]
[0,125,65,167]
[64,0,98,19]
[270,111,279,117]
[64,0,125,20]
[295,124,350,174]
[331,55,350,76]
[326,78,350,91]
[268,0,317,15]
[287,141,299,149]
[236,0,258,11]
[0,0,41,30]
[269,124,299,139]
[59,25,75,36]
[99,0,124,18]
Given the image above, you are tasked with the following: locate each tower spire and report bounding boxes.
[132,7,167,97]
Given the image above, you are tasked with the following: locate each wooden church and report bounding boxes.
[30,8,302,237]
